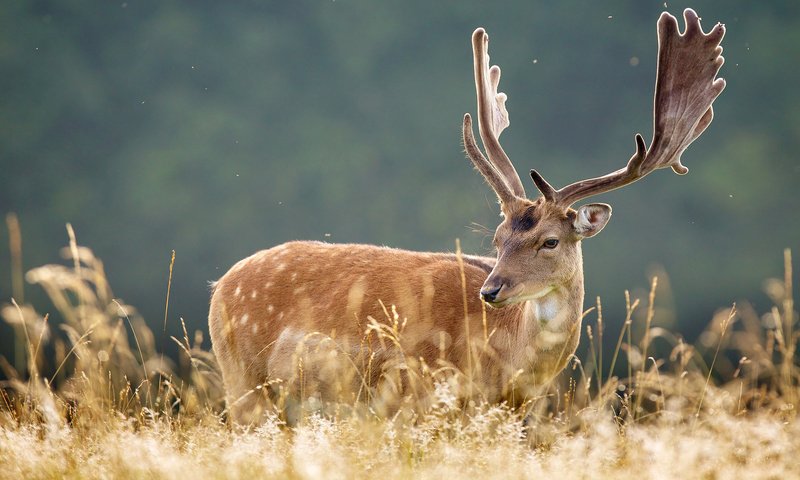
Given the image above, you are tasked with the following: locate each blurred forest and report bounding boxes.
[1,0,798,367]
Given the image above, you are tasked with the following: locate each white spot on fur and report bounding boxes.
[235,285,242,296]
[276,263,286,272]
[267,305,274,314]
[278,311,284,320]
[346,276,367,319]
[265,281,273,289]
[251,323,259,334]
[241,313,249,325]
[251,290,258,299]
[294,287,305,295]
[291,272,297,281]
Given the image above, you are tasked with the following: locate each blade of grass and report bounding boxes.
[635,277,658,420]
[6,213,24,371]
[694,304,736,426]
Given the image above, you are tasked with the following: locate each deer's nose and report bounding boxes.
[480,285,503,303]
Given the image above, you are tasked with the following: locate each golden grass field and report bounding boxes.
[1,223,798,478]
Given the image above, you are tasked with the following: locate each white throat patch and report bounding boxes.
[531,292,568,330]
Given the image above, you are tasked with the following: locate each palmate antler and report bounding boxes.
[465,9,726,209]
[535,8,726,207]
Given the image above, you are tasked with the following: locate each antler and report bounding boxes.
[537,9,726,208]
[463,28,526,202]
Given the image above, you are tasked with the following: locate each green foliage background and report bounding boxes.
[1,0,798,359]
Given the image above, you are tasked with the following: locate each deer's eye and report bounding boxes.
[543,238,559,249]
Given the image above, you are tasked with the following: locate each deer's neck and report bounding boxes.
[511,257,584,381]
[525,278,583,331]
[524,253,582,322]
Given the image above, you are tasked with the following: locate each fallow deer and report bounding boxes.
[209,9,725,423]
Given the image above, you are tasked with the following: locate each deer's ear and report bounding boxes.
[573,203,612,238]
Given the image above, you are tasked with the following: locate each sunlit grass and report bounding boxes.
[1,225,798,478]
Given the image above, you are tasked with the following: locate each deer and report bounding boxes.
[209,9,725,424]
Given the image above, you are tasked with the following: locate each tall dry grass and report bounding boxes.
[1,222,798,478]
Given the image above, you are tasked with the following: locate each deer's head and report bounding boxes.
[465,10,725,307]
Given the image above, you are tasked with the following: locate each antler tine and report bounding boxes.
[463,113,517,204]
[554,8,726,208]
[472,28,527,199]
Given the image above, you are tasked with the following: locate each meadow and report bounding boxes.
[1,227,798,479]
